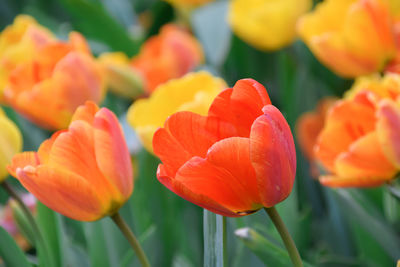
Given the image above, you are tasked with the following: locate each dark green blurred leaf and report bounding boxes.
[57,0,141,55]
[12,205,35,247]
[0,226,31,267]
[333,189,400,261]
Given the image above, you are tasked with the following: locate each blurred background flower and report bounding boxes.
[229,0,312,51]
[0,107,22,182]
[131,24,204,93]
[298,0,398,77]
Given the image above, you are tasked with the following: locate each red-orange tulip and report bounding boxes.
[131,24,203,93]
[7,102,133,221]
[4,32,105,130]
[153,79,296,217]
[315,74,400,187]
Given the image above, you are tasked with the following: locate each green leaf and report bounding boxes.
[235,227,314,267]
[12,205,35,247]
[57,0,141,55]
[203,210,226,267]
[36,202,64,267]
[0,226,31,267]
[333,189,400,261]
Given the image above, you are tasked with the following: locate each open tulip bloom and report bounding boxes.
[153,79,303,266]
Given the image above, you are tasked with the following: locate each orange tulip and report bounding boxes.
[7,102,133,221]
[315,74,400,187]
[0,15,54,102]
[153,79,296,217]
[296,98,337,177]
[4,32,105,130]
[297,0,398,78]
[131,24,203,93]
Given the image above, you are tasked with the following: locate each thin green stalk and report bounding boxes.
[110,212,150,267]
[264,207,303,267]
[1,181,55,267]
[203,210,226,267]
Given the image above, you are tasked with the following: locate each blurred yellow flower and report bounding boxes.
[127,71,226,153]
[229,0,312,51]
[0,108,22,182]
[297,0,397,78]
[98,52,144,99]
[0,15,54,102]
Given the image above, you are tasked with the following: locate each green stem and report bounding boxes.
[222,216,227,267]
[264,207,303,267]
[111,212,150,267]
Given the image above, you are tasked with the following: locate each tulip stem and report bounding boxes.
[111,212,150,267]
[264,207,303,267]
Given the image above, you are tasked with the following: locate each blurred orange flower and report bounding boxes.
[4,32,105,130]
[296,97,337,177]
[7,102,133,221]
[315,74,400,187]
[298,0,398,78]
[0,15,53,102]
[162,0,214,8]
[131,24,203,93]
[153,79,296,216]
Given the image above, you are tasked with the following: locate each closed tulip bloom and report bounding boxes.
[7,102,133,221]
[0,108,22,182]
[153,79,296,216]
[98,52,144,99]
[0,15,53,102]
[229,0,312,51]
[315,74,400,187]
[131,24,203,93]
[128,71,226,153]
[4,32,105,130]
[298,0,398,78]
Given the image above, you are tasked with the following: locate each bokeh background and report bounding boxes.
[0,0,399,266]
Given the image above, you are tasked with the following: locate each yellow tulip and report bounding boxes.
[297,0,397,78]
[127,71,226,153]
[228,0,312,51]
[0,15,54,102]
[0,108,22,182]
[98,52,144,99]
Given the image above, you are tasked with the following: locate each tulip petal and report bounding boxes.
[47,120,121,201]
[172,137,261,215]
[250,105,296,207]
[94,108,133,199]
[15,165,104,221]
[157,164,240,217]
[208,79,271,136]
[315,98,375,172]
[377,100,400,167]
[71,101,99,124]
[153,111,236,176]
[335,132,397,180]
[319,175,387,187]
[7,152,39,177]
